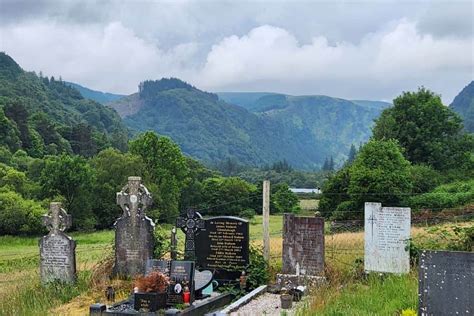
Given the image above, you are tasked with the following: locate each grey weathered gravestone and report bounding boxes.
[282,213,325,276]
[364,202,410,274]
[113,176,154,277]
[39,202,76,283]
[419,250,473,315]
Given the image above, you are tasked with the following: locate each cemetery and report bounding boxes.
[0,175,471,315]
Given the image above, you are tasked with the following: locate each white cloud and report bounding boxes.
[198,21,473,102]
[0,20,198,94]
[0,16,472,102]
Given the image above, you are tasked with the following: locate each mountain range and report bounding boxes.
[0,53,128,157]
[106,78,391,169]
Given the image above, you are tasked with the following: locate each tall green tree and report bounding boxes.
[40,154,95,229]
[347,144,357,164]
[372,87,474,171]
[129,132,189,222]
[90,148,146,228]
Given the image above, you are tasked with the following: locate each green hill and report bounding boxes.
[65,82,124,104]
[450,81,474,133]
[0,52,128,156]
[110,78,388,169]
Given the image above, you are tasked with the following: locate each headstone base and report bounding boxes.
[276,273,326,290]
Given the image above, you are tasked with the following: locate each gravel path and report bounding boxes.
[229,293,301,316]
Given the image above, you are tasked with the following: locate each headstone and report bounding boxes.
[145,259,170,275]
[419,250,473,315]
[364,202,411,274]
[167,260,196,305]
[176,209,206,261]
[282,213,324,276]
[195,216,249,282]
[113,176,154,277]
[194,270,213,292]
[39,202,76,283]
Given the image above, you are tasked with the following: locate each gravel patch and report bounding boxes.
[229,293,301,316]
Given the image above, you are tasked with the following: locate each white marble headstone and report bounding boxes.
[364,202,410,274]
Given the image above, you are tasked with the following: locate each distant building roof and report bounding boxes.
[290,188,321,194]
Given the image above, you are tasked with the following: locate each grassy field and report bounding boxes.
[0,216,470,315]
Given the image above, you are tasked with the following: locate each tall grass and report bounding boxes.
[0,271,92,316]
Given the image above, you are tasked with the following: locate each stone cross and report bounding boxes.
[39,202,76,283]
[116,176,152,224]
[113,176,155,277]
[42,202,72,234]
[176,209,205,260]
[367,213,377,241]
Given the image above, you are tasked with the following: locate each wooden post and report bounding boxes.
[262,180,270,261]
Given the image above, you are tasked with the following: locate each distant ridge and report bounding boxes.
[66,81,124,104]
[450,81,474,133]
[109,78,389,169]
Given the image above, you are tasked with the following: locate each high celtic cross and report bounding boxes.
[116,176,152,224]
[176,209,205,260]
[42,202,72,234]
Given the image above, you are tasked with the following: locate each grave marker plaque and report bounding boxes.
[419,250,473,315]
[113,176,154,277]
[167,261,195,305]
[194,216,249,281]
[282,213,325,275]
[39,202,76,283]
[364,202,410,274]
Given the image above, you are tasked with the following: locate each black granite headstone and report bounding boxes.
[419,250,474,315]
[167,260,195,305]
[194,216,249,282]
[134,292,167,312]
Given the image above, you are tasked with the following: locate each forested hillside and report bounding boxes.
[111,79,388,169]
[66,82,124,105]
[0,53,128,156]
[450,81,474,133]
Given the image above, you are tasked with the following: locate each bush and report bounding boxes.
[239,208,256,219]
[0,189,45,235]
[153,225,171,258]
[332,200,358,220]
[246,245,269,290]
[408,180,474,210]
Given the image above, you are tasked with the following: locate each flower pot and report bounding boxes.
[134,292,167,312]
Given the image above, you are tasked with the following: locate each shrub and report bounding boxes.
[0,189,45,235]
[134,271,169,293]
[408,180,474,210]
[246,245,269,290]
[153,225,171,258]
[239,208,256,219]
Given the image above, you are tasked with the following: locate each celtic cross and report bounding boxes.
[42,202,72,234]
[116,176,152,223]
[176,209,205,260]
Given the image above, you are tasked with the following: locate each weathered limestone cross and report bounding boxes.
[42,202,72,234]
[116,176,152,224]
[176,208,205,260]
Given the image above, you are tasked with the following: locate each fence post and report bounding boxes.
[263,180,270,261]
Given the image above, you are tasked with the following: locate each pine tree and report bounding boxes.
[329,156,335,171]
[347,144,357,163]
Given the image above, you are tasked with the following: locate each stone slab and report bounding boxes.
[282,214,325,276]
[419,250,474,315]
[219,285,267,314]
[39,232,76,283]
[364,202,410,274]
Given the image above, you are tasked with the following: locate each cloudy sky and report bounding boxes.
[0,0,472,103]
